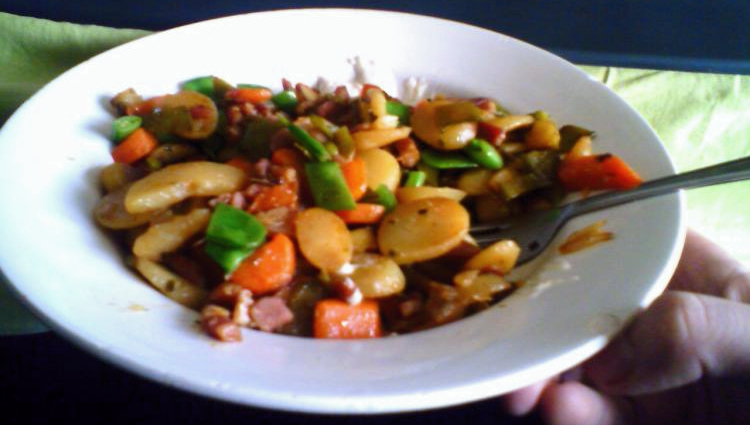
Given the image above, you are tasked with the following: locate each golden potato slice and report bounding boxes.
[295,208,353,273]
[125,162,247,214]
[358,149,401,192]
[349,253,405,298]
[456,168,493,195]
[160,91,218,140]
[396,186,467,203]
[350,227,377,254]
[132,257,207,309]
[352,126,412,150]
[378,197,469,264]
[464,239,521,274]
[94,186,158,229]
[133,208,211,260]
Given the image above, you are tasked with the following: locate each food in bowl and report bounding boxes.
[93,75,642,341]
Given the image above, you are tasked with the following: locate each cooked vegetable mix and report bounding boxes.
[94,75,642,341]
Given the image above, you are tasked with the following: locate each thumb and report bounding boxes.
[584,290,750,395]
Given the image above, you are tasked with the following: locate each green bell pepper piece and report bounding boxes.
[305,161,357,210]
[371,184,397,212]
[182,76,215,97]
[205,203,267,250]
[204,241,253,274]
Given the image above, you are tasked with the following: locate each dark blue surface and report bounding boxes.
[4,0,750,74]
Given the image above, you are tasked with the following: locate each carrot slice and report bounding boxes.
[335,203,385,224]
[558,154,642,191]
[225,87,273,104]
[229,234,296,295]
[271,147,306,176]
[313,299,382,339]
[111,127,158,164]
[340,157,367,201]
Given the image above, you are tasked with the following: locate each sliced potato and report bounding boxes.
[94,186,159,229]
[453,270,512,303]
[350,227,377,253]
[100,163,142,193]
[396,186,467,203]
[438,122,477,150]
[133,208,211,260]
[160,91,218,139]
[464,239,521,274]
[352,126,412,150]
[125,162,247,214]
[378,197,469,264]
[358,149,401,192]
[456,168,494,195]
[295,208,353,273]
[132,257,207,309]
[411,99,451,147]
[484,114,534,133]
[350,253,405,298]
[525,119,561,150]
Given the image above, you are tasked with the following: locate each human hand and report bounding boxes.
[502,229,750,425]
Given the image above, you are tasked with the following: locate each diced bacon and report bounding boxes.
[393,137,420,168]
[249,297,294,332]
[201,305,242,342]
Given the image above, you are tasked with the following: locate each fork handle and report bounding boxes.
[568,155,750,217]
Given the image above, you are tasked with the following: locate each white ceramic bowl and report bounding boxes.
[0,9,685,414]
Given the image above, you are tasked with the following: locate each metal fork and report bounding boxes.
[470,155,750,265]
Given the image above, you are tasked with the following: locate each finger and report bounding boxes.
[500,379,554,416]
[585,291,750,395]
[669,228,750,302]
[538,381,633,425]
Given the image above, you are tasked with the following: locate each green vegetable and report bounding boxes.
[462,138,503,170]
[288,124,332,162]
[559,125,595,152]
[310,115,338,138]
[385,100,410,125]
[182,76,215,97]
[403,170,427,187]
[204,241,253,274]
[204,204,267,273]
[205,203,267,250]
[240,119,284,160]
[305,161,357,210]
[271,90,298,113]
[416,162,439,186]
[112,116,142,142]
[369,184,397,212]
[420,149,478,170]
[333,126,356,160]
[237,83,270,89]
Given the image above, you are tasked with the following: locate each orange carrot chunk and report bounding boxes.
[335,203,385,224]
[225,87,273,104]
[558,154,642,191]
[229,233,296,295]
[340,157,368,201]
[111,127,158,164]
[313,299,382,339]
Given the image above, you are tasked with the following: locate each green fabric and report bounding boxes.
[1,13,749,334]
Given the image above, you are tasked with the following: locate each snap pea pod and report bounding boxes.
[288,124,332,162]
[305,161,357,211]
[420,149,478,170]
[369,184,397,212]
[272,90,298,113]
[181,76,215,97]
[403,170,427,187]
[111,116,142,142]
[462,138,503,170]
[385,100,410,125]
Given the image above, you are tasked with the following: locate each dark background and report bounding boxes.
[4,0,750,74]
[1,1,748,424]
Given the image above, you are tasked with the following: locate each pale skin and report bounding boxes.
[502,229,750,425]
